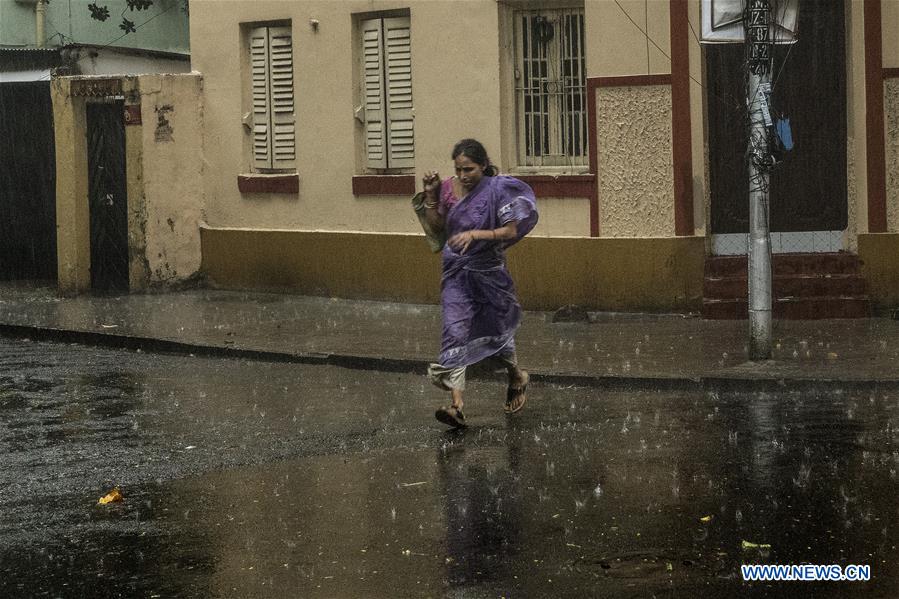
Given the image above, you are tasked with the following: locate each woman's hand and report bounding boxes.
[422,171,440,202]
[447,230,477,254]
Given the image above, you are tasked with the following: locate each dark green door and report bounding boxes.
[707,0,847,234]
[87,101,128,292]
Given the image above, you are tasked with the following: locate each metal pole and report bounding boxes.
[747,0,772,360]
[36,0,47,48]
[747,71,772,360]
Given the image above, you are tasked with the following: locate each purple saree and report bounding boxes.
[434,175,538,371]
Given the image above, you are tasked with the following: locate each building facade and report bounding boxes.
[2,0,191,289]
[74,1,899,312]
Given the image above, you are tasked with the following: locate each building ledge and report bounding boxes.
[516,174,595,199]
[352,175,415,196]
[238,173,298,194]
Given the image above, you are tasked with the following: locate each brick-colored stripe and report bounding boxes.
[865,0,887,232]
[352,175,416,196]
[670,0,694,236]
[237,174,298,194]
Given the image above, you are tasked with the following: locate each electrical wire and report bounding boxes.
[37,1,178,81]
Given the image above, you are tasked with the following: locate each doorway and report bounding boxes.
[86,100,129,292]
[706,0,847,254]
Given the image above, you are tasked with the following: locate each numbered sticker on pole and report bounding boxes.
[700,0,799,44]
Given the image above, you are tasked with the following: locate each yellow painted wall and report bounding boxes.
[200,227,705,311]
[52,78,90,294]
[53,74,203,293]
[858,233,899,308]
[137,74,205,285]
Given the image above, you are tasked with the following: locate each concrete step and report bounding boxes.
[702,296,872,320]
[704,273,867,300]
[705,253,863,278]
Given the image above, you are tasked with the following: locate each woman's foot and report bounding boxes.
[435,405,466,428]
[505,370,529,414]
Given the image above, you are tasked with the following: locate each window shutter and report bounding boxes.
[362,19,387,169]
[250,27,271,169]
[268,26,295,170]
[384,16,414,168]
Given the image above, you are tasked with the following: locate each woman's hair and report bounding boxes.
[452,138,498,176]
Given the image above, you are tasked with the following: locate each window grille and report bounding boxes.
[514,8,587,169]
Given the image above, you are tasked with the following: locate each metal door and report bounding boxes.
[706,0,847,237]
[87,100,128,292]
[0,82,57,281]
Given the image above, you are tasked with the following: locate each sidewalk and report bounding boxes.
[1,283,898,388]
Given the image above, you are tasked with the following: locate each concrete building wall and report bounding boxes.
[53,73,203,294]
[138,74,204,286]
[188,0,899,309]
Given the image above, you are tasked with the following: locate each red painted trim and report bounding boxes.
[352,175,416,196]
[516,175,595,199]
[884,68,899,79]
[670,0,694,236]
[587,77,600,236]
[237,174,299,194]
[596,74,672,88]
[865,0,887,232]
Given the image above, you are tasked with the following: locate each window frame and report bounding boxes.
[245,21,296,174]
[354,10,415,175]
[501,2,588,175]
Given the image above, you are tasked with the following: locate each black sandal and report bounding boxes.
[504,371,529,414]
[435,406,466,428]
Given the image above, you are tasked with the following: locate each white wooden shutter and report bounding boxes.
[384,16,414,168]
[362,19,387,169]
[268,26,295,170]
[250,27,271,169]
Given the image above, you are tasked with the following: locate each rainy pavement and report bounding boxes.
[2,338,898,597]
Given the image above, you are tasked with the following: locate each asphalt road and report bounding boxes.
[1,338,898,598]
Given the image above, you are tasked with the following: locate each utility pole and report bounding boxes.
[746,0,773,360]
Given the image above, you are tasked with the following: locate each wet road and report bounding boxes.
[1,338,898,598]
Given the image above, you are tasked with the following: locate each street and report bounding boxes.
[1,337,898,598]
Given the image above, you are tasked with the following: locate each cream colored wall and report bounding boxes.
[52,78,90,294]
[137,74,205,285]
[597,85,674,236]
[846,0,867,246]
[529,199,591,237]
[588,0,671,76]
[687,0,706,237]
[191,0,507,233]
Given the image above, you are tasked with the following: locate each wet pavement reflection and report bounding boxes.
[1,338,898,597]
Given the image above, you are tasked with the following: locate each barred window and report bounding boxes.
[514,8,586,169]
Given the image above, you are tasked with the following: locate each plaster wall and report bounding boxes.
[137,73,204,286]
[191,0,508,234]
[886,78,899,233]
[200,228,705,312]
[52,73,203,293]
[846,0,867,237]
[51,77,90,293]
[884,0,899,69]
[597,85,674,237]
[588,0,671,76]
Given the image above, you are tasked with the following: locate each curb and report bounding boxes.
[1,323,897,392]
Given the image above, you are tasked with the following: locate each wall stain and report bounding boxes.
[154,104,174,143]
